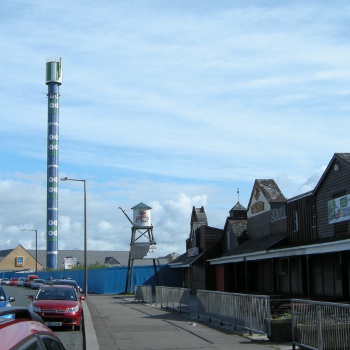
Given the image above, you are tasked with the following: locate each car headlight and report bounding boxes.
[29,305,41,312]
[66,305,79,313]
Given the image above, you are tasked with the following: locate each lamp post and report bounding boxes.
[61,177,87,297]
[21,229,37,274]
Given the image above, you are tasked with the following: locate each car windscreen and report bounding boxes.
[36,288,77,301]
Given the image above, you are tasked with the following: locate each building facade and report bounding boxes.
[171,153,350,301]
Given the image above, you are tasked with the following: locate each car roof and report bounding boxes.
[0,307,65,349]
[51,279,79,287]
[41,284,74,289]
[52,278,77,282]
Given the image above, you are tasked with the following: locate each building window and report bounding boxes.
[293,211,299,232]
[227,230,231,250]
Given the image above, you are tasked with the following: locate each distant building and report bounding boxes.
[0,245,44,272]
[0,246,168,272]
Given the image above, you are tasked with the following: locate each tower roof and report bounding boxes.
[131,202,152,210]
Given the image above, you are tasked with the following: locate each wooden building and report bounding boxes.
[209,153,350,301]
[169,206,223,292]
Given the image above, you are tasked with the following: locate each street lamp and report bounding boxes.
[21,229,38,274]
[61,177,87,297]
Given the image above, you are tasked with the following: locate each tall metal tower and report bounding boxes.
[119,202,163,293]
[45,58,62,269]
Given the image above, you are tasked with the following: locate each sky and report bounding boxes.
[1,1,349,260]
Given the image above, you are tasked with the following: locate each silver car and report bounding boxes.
[16,277,27,287]
[30,279,45,289]
[1,278,10,286]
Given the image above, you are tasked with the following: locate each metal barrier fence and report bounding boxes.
[196,290,271,335]
[134,285,152,303]
[155,286,190,314]
[292,299,350,350]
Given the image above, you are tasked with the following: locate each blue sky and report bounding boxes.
[0,1,349,258]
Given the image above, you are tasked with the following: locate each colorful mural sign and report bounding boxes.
[328,194,350,224]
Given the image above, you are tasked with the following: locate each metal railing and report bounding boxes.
[134,285,152,303]
[196,290,271,335]
[292,299,350,350]
[155,286,190,314]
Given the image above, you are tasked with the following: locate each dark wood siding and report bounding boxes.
[271,217,287,235]
[276,259,290,295]
[192,265,205,292]
[316,161,350,239]
[290,257,303,296]
[310,254,343,299]
[248,211,270,239]
[215,265,225,292]
[197,226,224,260]
[254,260,273,294]
[287,194,317,244]
[311,256,323,296]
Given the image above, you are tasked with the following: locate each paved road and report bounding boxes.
[85,295,295,350]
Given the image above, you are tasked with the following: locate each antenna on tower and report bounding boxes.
[118,207,134,225]
[237,188,240,203]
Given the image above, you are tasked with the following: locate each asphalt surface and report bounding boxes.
[83,295,296,350]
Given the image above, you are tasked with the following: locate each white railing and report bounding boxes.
[292,299,350,350]
[134,285,152,303]
[155,286,190,314]
[196,290,271,335]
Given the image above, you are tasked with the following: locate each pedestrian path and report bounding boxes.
[84,295,296,350]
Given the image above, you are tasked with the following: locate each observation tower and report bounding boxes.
[45,57,62,269]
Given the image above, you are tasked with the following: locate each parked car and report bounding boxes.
[0,285,15,319]
[0,306,66,349]
[26,274,39,288]
[50,279,83,295]
[17,277,28,287]
[1,278,10,286]
[29,285,85,331]
[31,279,46,290]
[9,278,18,286]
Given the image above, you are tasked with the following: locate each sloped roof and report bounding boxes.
[257,179,286,202]
[287,190,314,203]
[26,249,168,268]
[337,153,350,164]
[314,153,350,194]
[247,179,286,210]
[131,202,152,210]
[225,219,247,237]
[230,201,247,211]
[168,251,203,268]
[191,206,208,226]
[0,249,13,261]
[222,231,287,257]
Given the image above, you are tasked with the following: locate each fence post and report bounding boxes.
[208,292,211,322]
[249,296,253,335]
[317,304,323,350]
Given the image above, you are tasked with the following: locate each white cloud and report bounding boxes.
[298,166,327,194]
[0,1,348,259]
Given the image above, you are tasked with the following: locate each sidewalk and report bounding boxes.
[83,295,296,350]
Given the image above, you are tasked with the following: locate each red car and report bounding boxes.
[29,285,85,331]
[0,306,66,349]
[9,277,18,286]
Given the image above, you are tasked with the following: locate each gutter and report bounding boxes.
[208,239,350,265]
